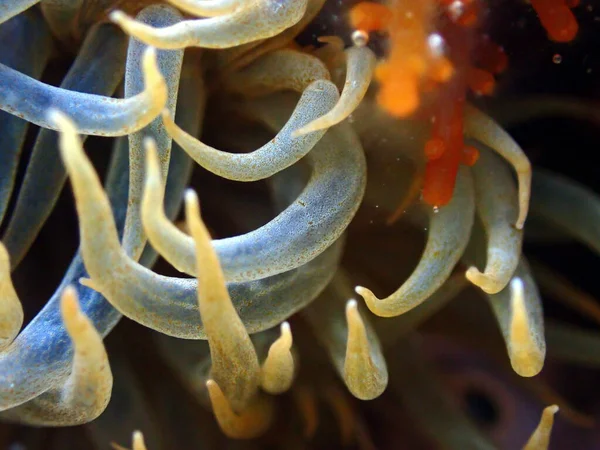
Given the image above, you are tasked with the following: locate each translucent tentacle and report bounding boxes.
[110,0,308,50]
[122,5,184,259]
[293,46,377,136]
[356,167,475,318]
[146,94,364,282]
[531,169,600,255]
[0,46,167,136]
[523,406,559,450]
[206,379,274,439]
[304,277,388,401]
[214,0,325,73]
[4,23,127,268]
[465,147,523,294]
[0,243,22,351]
[162,79,338,181]
[0,8,53,224]
[0,110,190,410]
[224,48,330,97]
[166,0,242,17]
[465,104,531,229]
[0,0,39,24]
[0,287,112,425]
[487,266,546,377]
[56,110,343,337]
[185,189,260,411]
[260,322,295,395]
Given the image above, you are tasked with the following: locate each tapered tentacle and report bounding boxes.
[531,169,600,255]
[0,287,112,425]
[293,46,377,136]
[145,97,364,281]
[0,0,39,24]
[260,322,295,395]
[465,104,531,229]
[206,379,274,439]
[0,46,167,136]
[185,190,260,411]
[110,0,307,50]
[4,23,128,268]
[488,266,546,377]
[0,8,53,224]
[223,49,330,97]
[162,79,338,181]
[122,5,184,259]
[303,279,388,400]
[56,110,343,337]
[356,167,475,318]
[523,406,559,450]
[466,147,523,294]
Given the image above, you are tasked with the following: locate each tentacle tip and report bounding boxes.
[354,286,379,308]
[60,285,80,318]
[109,10,127,24]
[465,267,503,294]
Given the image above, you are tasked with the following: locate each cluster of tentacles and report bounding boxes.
[0,0,599,448]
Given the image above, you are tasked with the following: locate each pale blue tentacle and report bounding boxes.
[4,23,128,268]
[122,4,184,259]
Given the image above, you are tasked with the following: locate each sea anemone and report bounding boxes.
[0,0,599,448]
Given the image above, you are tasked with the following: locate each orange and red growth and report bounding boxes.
[349,0,579,208]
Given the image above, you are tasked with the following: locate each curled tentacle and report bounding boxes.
[304,276,388,401]
[0,8,52,223]
[56,110,342,337]
[185,189,260,411]
[146,91,364,281]
[162,79,338,181]
[206,379,274,439]
[4,23,127,268]
[531,169,600,255]
[293,46,377,136]
[523,405,559,450]
[0,102,192,411]
[356,167,475,318]
[122,4,184,259]
[0,287,112,425]
[465,104,531,229]
[223,48,330,97]
[487,266,546,377]
[0,243,22,351]
[0,46,167,136]
[466,147,523,294]
[260,322,295,395]
[110,0,308,50]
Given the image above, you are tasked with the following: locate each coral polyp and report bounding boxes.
[0,0,598,448]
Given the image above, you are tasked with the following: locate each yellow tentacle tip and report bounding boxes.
[523,405,559,450]
[466,266,503,294]
[509,277,544,377]
[355,286,387,317]
[206,379,273,439]
[261,321,295,394]
[344,300,388,400]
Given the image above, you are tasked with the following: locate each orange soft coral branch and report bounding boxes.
[530,0,579,42]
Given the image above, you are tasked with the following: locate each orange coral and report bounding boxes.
[348,0,579,208]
